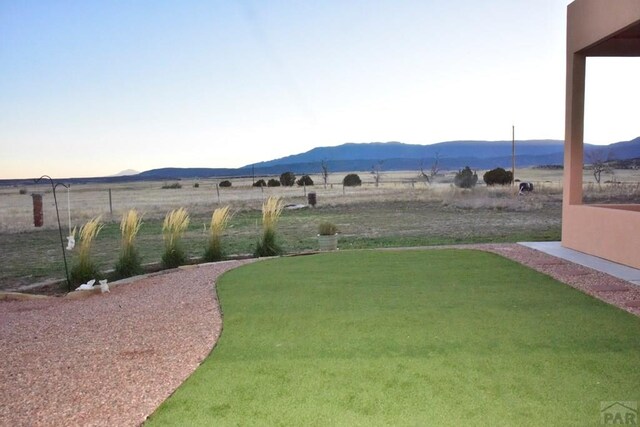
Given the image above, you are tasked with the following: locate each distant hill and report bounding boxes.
[246,139,572,169]
[111,169,139,177]
[1,137,638,185]
[603,136,640,160]
[243,137,640,172]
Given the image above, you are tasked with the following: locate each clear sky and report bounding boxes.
[1,0,638,179]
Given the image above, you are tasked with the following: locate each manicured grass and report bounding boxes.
[147,250,640,425]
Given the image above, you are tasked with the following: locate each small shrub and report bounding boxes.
[297,175,314,186]
[193,182,200,188]
[280,171,296,186]
[19,188,27,195]
[483,168,513,186]
[70,216,103,285]
[162,182,182,189]
[343,173,362,187]
[219,180,232,188]
[204,206,233,262]
[267,178,281,187]
[318,221,337,235]
[253,179,267,187]
[115,209,143,278]
[255,196,284,257]
[454,166,478,188]
[162,208,190,268]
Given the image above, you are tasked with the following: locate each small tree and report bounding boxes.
[343,173,362,187]
[253,179,266,187]
[586,149,613,184]
[321,160,330,189]
[483,167,513,186]
[219,180,232,187]
[267,178,281,187]
[371,161,383,187]
[297,175,314,186]
[280,171,296,186]
[419,152,440,184]
[454,166,478,188]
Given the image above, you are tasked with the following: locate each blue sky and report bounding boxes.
[1,0,638,179]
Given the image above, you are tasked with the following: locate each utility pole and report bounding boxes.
[511,125,516,186]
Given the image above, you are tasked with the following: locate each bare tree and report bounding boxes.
[320,160,329,189]
[586,149,613,184]
[371,161,383,187]
[418,152,440,184]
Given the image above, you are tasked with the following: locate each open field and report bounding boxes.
[1,168,638,291]
[147,250,640,425]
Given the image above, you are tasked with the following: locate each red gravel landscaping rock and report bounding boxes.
[0,260,253,427]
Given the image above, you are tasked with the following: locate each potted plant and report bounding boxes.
[317,221,338,251]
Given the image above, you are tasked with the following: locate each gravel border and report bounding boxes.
[479,244,640,317]
[0,260,254,427]
[1,246,638,426]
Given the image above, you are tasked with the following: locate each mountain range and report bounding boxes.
[136,136,640,179]
[2,137,639,184]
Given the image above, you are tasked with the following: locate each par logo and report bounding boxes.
[601,401,637,425]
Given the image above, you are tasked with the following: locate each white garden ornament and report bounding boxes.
[74,279,109,293]
[66,235,75,250]
[99,279,109,293]
[75,279,96,291]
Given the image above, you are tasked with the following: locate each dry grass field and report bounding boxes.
[0,168,638,291]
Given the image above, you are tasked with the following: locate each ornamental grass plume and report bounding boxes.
[115,209,144,278]
[255,196,284,257]
[204,205,233,262]
[162,207,190,268]
[70,216,103,285]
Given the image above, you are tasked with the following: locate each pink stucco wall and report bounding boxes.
[562,0,640,269]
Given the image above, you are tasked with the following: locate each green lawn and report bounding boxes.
[147,250,640,426]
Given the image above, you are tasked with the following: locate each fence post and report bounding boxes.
[108,189,113,215]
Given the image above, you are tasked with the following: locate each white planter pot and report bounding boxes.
[317,234,338,251]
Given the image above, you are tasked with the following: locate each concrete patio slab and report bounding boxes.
[519,242,640,287]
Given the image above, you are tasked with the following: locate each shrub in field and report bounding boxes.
[162,208,190,268]
[483,168,513,186]
[454,167,478,188]
[162,182,182,189]
[193,182,200,188]
[70,216,104,285]
[115,209,143,278]
[255,196,284,257]
[219,180,232,188]
[297,175,314,186]
[268,178,281,187]
[19,188,27,195]
[280,171,296,187]
[204,205,233,262]
[343,173,362,187]
[253,179,266,187]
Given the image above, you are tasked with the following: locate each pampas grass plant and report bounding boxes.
[70,216,103,285]
[115,209,144,278]
[162,207,190,268]
[204,205,233,262]
[255,196,284,257]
